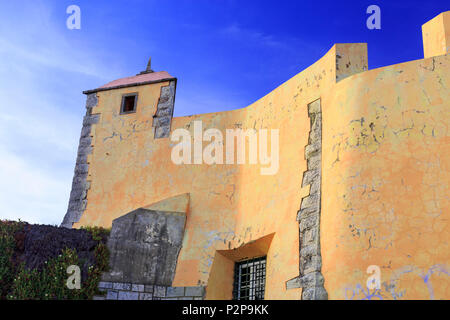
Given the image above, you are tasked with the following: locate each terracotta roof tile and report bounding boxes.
[84,71,175,94]
[99,71,175,89]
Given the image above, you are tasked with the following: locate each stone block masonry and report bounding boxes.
[95,281,205,300]
[153,80,176,139]
[61,93,99,228]
[286,99,328,299]
[101,208,186,285]
[296,98,328,300]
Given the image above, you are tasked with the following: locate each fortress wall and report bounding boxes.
[173,44,367,299]
[219,45,335,299]
[221,44,366,299]
[65,11,450,300]
[72,43,368,299]
[321,53,450,299]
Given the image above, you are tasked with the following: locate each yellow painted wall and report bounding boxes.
[423,11,450,58]
[73,12,449,299]
[321,53,450,300]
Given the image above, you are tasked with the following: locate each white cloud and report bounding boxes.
[220,23,320,53]
[0,1,117,224]
[0,145,66,225]
[0,1,116,80]
[221,23,285,48]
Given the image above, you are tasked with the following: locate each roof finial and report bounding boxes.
[146,57,153,72]
[138,57,154,75]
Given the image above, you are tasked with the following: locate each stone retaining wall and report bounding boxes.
[94,281,205,300]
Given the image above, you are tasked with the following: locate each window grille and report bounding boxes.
[233,256,266,300]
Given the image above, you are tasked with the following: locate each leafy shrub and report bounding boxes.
[80,226,110,242]
[0,220,110,300]
[0,220,25,299]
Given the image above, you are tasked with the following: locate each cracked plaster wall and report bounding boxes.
[321,53,450,299]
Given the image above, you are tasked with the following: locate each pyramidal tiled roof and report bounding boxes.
[84,70,176,94]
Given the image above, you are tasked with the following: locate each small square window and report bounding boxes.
[233,256,266,300]
[121,93,138,114]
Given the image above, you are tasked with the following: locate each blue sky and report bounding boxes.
[0,0,448,225]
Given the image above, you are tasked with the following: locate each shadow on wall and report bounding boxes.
[205,233,274,299]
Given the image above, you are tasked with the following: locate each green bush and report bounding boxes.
[80,226,111,242]
[0,220,25,299]
[0,220,110,300]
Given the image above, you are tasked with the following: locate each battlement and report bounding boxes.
[422,11,450,58]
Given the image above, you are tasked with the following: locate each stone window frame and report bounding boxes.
[120,92,138,114]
